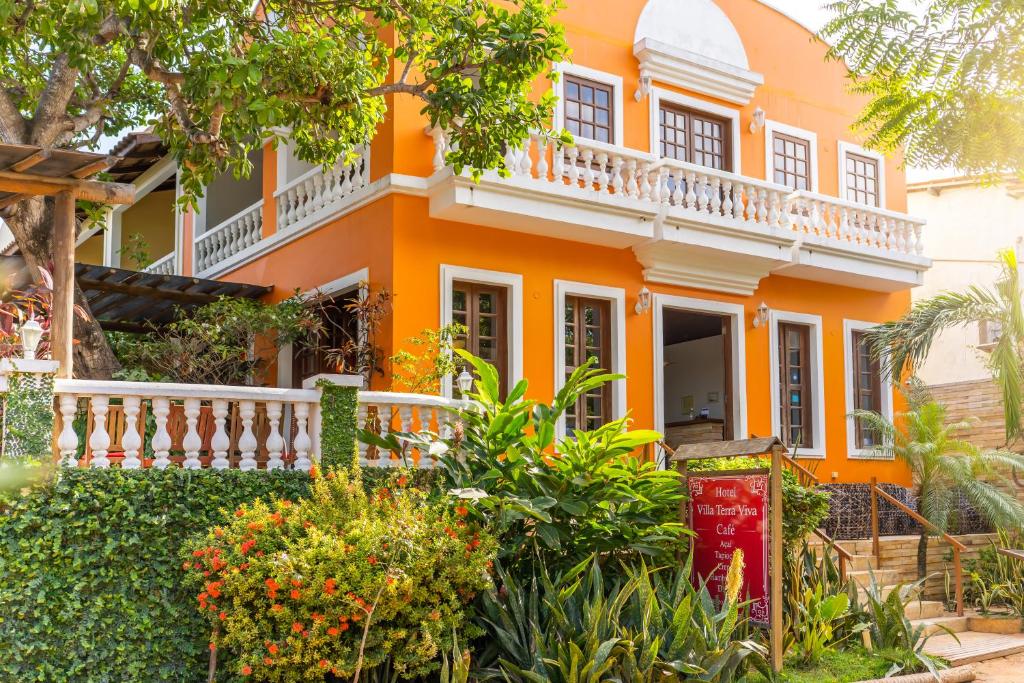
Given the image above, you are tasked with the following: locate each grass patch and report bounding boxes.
[744,647,925,682]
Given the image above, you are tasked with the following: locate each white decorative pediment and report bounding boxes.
[634,38,764,106]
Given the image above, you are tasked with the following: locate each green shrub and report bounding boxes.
[0,468,312,682]
[187,467,495,681]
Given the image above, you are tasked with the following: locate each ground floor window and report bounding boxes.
[292,290,358,386]
[777,322,813,449]
[452,280,508,397]
[564,295,612,431]
[844,319,892,458]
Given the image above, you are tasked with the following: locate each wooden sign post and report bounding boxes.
[669,437,786,674]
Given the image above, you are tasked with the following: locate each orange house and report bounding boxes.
[83,0,930,485]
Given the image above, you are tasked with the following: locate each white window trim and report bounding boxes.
[652,294,747,449]
[649,87,742,174]
[843,319,895,460]
[552,62,625,146]
[279,267,370,388]
[768,310,826,458]
[103,154,179,268]
[440,265,524,399]
[764,119,818,193]
[838,141,886,209]
[554,280,627,437]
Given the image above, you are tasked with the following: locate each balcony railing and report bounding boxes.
[429,130,927,265]
[141,252,175,275]
[275,146,370,234]
[195,201,263,274]
[53,378,465,471]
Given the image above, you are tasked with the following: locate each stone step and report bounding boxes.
[911,615,969,636]
[848,568,899,589]
[905,599,946,620]
[923,631,1024,666]
[849,554,877,571]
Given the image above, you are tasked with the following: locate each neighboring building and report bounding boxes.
[76,0,932,484]
[907,176,1024,450]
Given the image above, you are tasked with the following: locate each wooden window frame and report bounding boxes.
[771,131,812,191]
[844,152,881,208]
[851,329,883,449]
[777,322,814,449]
[657,103,733,172]
[563,75,615,145]
[292,291,358,387]
[564,295,612,431]
[452,281,509,396]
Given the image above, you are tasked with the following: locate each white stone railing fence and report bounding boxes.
[141,252,175,275]
[52,378,465,472]
[430,130,926,257]
[194,201,263,273]
[275,146,370,234]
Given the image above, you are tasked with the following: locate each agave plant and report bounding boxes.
[853,390,1024,578]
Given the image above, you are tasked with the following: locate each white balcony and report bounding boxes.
[425,131,930,295]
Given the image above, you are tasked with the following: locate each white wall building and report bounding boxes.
[907,177,1024,385]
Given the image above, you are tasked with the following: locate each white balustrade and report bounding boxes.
[357,391,470,469]
[194,201,264,273]
[141,252,175,275]
[275,146,370,234]
[784,190,926,257]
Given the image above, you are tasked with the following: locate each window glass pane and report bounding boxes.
[478,293,493,313]
[452,290,466,311]
[479,317,493,337]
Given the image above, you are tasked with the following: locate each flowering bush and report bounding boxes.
[186,466,495,681]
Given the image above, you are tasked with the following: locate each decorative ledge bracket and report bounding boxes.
[633,38,764,105]
[0,358,60,462]
[303,373,363,471]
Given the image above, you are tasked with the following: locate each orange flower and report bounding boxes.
[292,622,304,633]
[219,612,227,621]
[235,508,245,518]
[271,604,283,612]
[193,549,205,557]
[290,589,300,600]
[328,627,339,636]
[340,623,350,631]
[455,506,468,517]
[267,643,278,655]
[367,555,378,566]
[209,642,216,652]
[309,465,319,479]
[323,578,337,595]
[396,475,408,487]
[241,665,252,676]
[263,657,273,666]
[291,579,302,587]
[319,660,330,668]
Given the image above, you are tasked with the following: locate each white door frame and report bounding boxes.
[652,293,747,449]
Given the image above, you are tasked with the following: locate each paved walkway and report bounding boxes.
[972,651,1024,682]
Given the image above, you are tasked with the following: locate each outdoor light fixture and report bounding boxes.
[634,74,652,102]
[456,367,474,394]
[752,301,770,328]
[634,286,652,315]
[749,107,766,134]
[19,317,43,360]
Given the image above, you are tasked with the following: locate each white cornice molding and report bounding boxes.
[633,38,764,106]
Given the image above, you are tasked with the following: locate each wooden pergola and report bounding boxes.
[0,143,135,377]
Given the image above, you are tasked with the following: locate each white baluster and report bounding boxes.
[293,402,312,472]
[536,136,549,180]
[580,149,595,190]
[210,399,230,470]
[351,153,365,188]
[566,146,580,187]
[431,129,447,171]
[151,398,172,469]
[57,394,79,467]
[519,139,533,177]
[895,219,907,253]
[625,159,639,198]
[418,408,435,469]
[696,174,710,213]
[838,207,850,241]
[646,166,659,203]
[181,398,202,469]
[88,396,111,469]
[733,184,745,221]
[610,156,625,197]
[914,223,924,255]
[121,396,143,469]
[681,171,695,209]
[396,405,413,468]
[552,141,565,181]
[376,403,391,468]
[595,152,609,193]
[722,181,733,218]
[504,145,517,175]
[638,163,651,201]
[710,177,722,216]
[265,401,285,471]
[357,402,370,467]
[757,189,769,225]
[237,400,258,471]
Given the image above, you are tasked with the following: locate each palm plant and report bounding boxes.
[853,393,1024,578]
[867,248,1024,444]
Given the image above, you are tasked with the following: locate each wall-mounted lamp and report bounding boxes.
[634,286,652,315]
[748,106,766,134]
[751,301,770,328]
[634,74,652,102]
[456,367,475,394]
[19,317,43,360]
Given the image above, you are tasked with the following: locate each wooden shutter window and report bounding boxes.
[564,295,612,431]
[845,152,881,207]
[777,323,813,449]
[772,132,811,191]
[851,330,883,448]
[564,76,614,144]
[658,104,730,171]
[452,281,508,397]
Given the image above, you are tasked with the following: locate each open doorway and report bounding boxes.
[660,307,737,452]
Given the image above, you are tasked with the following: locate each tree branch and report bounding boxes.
[30,54,79,146]
[0,88,27,143]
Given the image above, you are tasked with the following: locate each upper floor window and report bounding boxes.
[564,76,614,144]
[452,281,508,397]
[658,104,731,171]
[771,132,811,191]
[845,152,881,207]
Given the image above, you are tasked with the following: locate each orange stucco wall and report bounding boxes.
[211,0,915,485]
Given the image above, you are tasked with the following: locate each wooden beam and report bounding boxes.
[7,149,51,172]
[51,190,76,378]
[0,193,28,210]
[77,276,220,306]
[69,155,117,179]
[769,445,784,674]
[0,170,134,204]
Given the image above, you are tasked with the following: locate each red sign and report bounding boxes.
[688,474,770,624]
